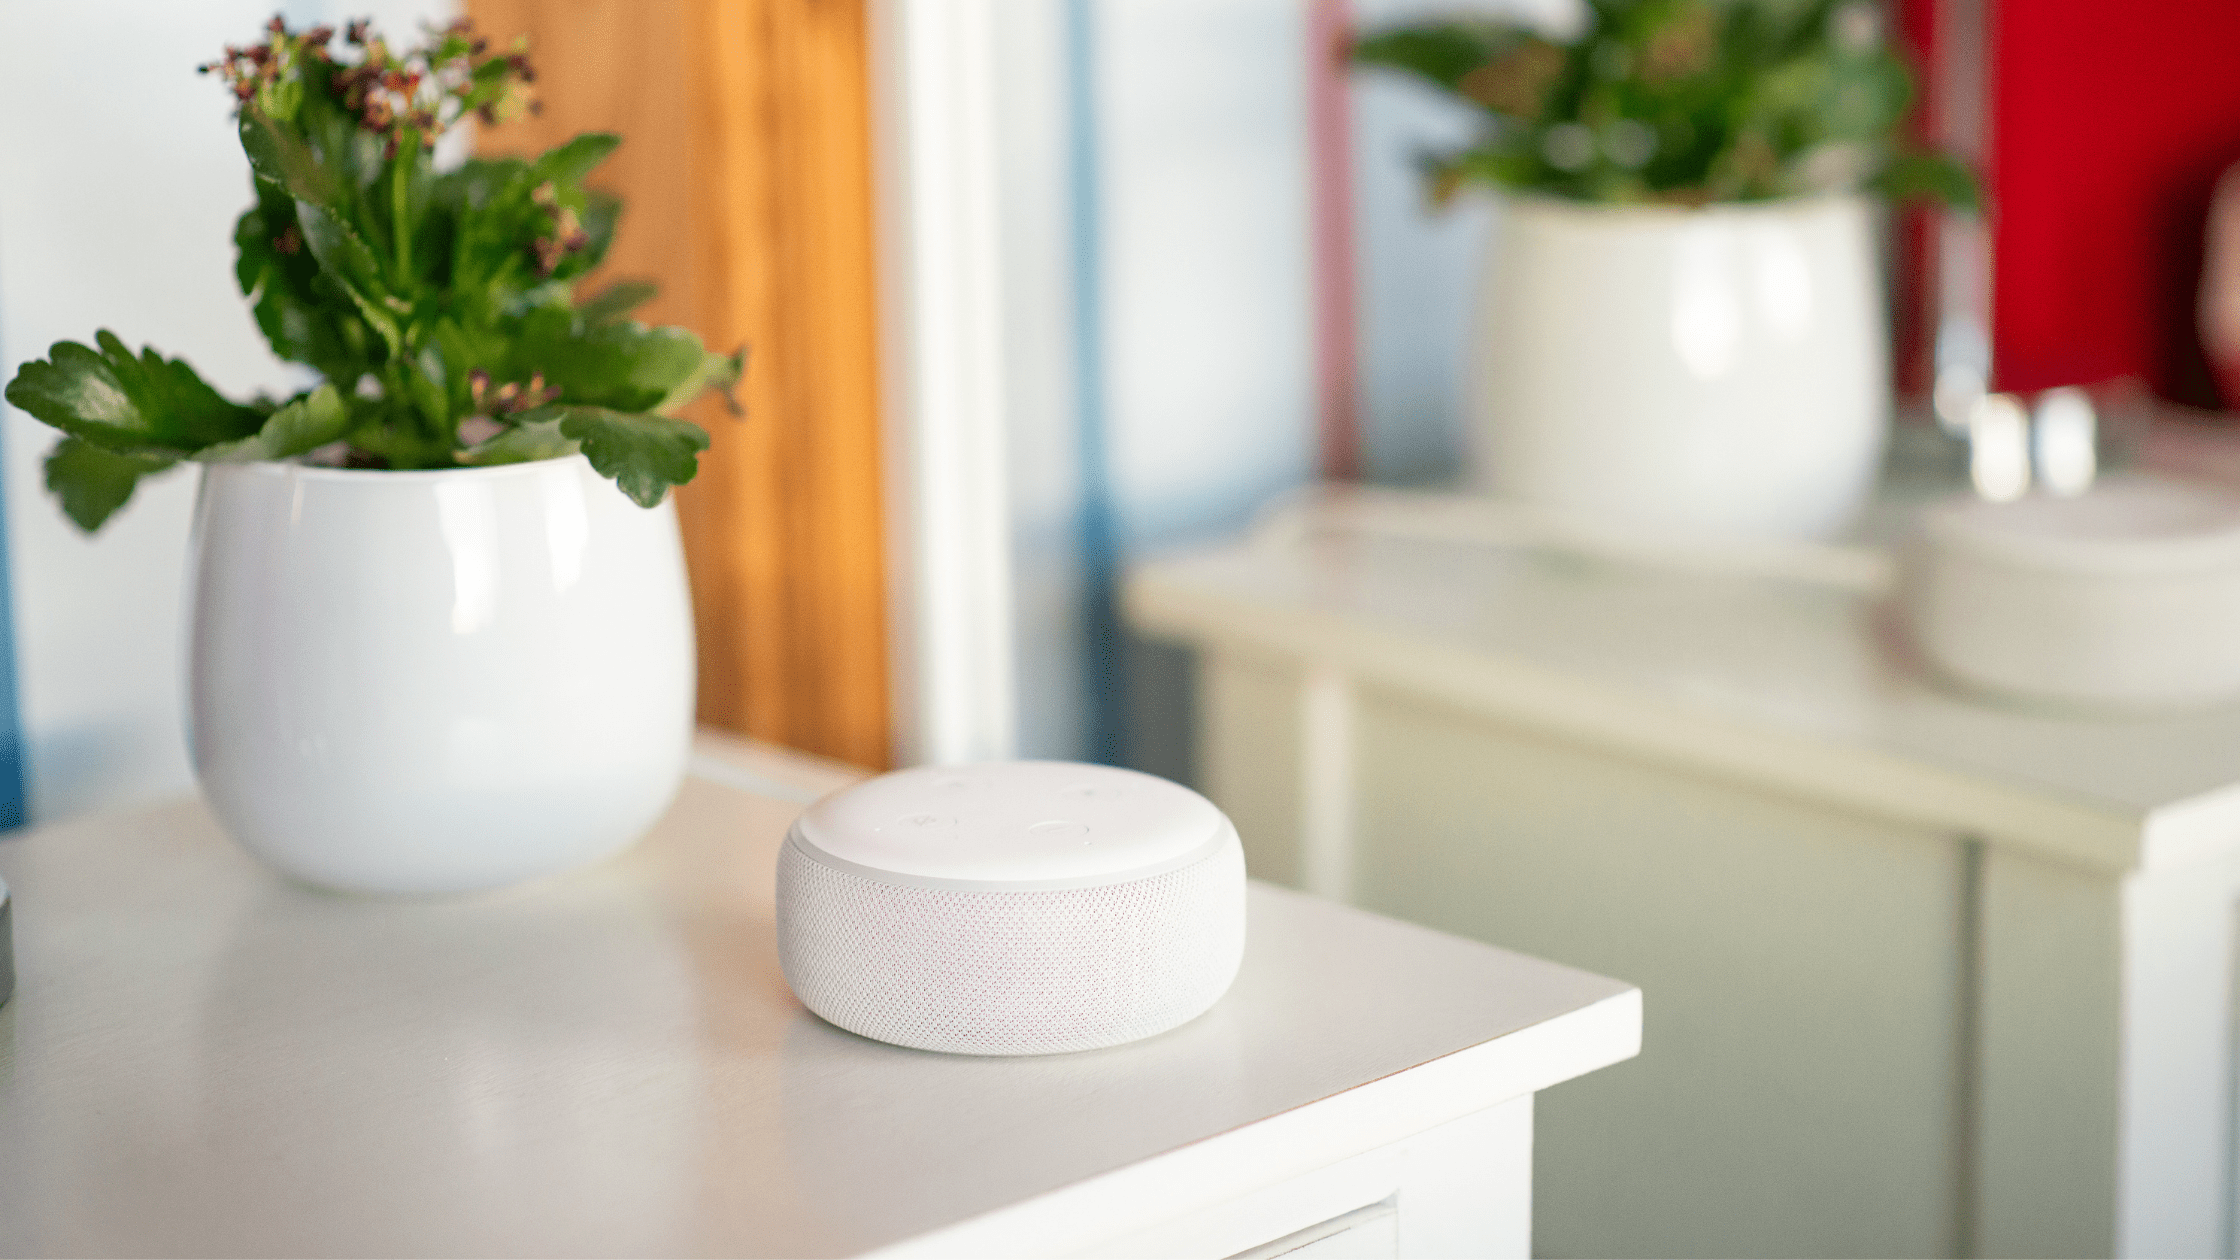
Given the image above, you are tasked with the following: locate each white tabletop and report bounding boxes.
[0,740,1637,1258]
[1127,484,2240,874]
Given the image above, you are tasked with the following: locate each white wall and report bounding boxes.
[1350,12,1492,484]
[1350,0,1578,483]
[996,0,1321,764]
[993,0,1091,763]
[1097,0,1318,549]
[996,0,1593,761]
[0,0,453,824]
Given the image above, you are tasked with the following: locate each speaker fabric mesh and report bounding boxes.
[777,836,1246,1055]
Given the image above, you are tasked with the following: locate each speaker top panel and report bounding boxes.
[794,761,1230,886]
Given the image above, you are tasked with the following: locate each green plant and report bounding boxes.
[1352,0,1976,209]
[3,17,740,532]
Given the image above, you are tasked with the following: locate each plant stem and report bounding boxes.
[390,137,413,281]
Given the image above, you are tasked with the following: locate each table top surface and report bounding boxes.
[1127,476,2240,872]
[0,741,1636,1258]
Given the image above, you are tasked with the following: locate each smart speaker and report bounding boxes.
[1904,473,2240,709]
[775,761,1246,1055]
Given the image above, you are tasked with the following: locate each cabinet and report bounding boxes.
[1129,490,2240,1258]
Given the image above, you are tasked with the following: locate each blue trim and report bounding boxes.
[1063,0,1124,766]
[0,276,29,831]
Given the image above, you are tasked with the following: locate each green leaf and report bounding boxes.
[239,104,339,207]
[428,317,510,408]
[258,383,349,457]
[295,200,385,296]
[234,199,277,299]
[1873,150,1980,212]
[1354,7,1970,207]
[192,384,349,463]
[404,346,451,430]
[5,334,261,453]
[340,421,452,471]
[440,155,530,213]
[432,157,546,315]
[654,346,747,417]
[516,317,711,412]
[44,438,176,533]
[578,279,660,326]
[528,133,622,187]
[1353,24,1511,94]
[460,417,579,466]
[256,71,305,124]
[296,202,401,356]
[544,406,710,507]
[235,196,364,380]
[576,188,623,273]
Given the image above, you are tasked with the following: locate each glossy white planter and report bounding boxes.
[1472,195,1889,540]
[188,456,695,894]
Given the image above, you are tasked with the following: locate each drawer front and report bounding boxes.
[1228,1200,1397,1260]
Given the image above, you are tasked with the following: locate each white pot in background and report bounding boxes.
[189,456,695,894]
[1472,194,1889,540]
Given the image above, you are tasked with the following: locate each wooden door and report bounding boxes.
[466,0,891,769]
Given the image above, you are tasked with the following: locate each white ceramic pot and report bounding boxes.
[1472,194,1889,540]
[188,456,695,894]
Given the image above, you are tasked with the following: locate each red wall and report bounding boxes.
[1894,0,1939,398]
[1991,2,2240,405]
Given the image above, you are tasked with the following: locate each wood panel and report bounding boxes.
[466,0,891,769]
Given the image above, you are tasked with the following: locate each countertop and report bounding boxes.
[0,739,1638,1257]
[1127,483,2240,873]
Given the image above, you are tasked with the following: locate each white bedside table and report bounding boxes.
[1128,486,2240,1260]
[0,735,1638,1258]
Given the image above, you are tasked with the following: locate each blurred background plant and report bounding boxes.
[1353,0,1977,209]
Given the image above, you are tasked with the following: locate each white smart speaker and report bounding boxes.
[1903,473,2240,709]
[775,761,1246,1055]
